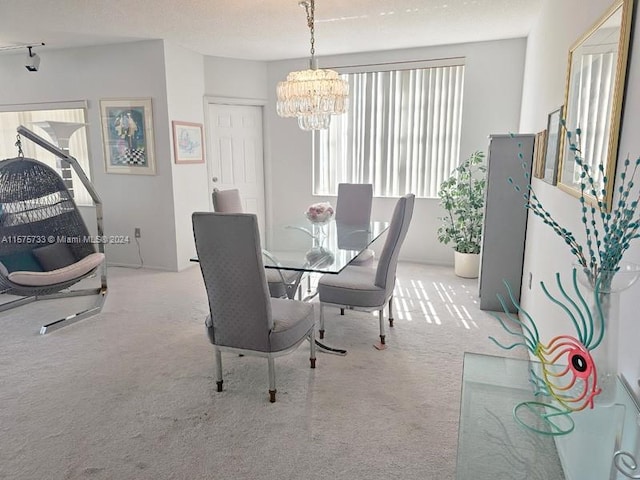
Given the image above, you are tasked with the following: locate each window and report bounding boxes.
[313,61,465,198]
[0,101,93,206]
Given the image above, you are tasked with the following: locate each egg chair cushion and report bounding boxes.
[7,252,105,287]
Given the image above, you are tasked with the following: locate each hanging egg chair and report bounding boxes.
[0,126,107,334]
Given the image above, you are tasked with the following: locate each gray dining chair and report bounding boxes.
[211,188,299,299]
[317,194,415,345]
[335,183,375,266]
[192,212,316,403]
[212,188,243,213]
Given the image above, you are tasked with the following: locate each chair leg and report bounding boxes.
[378,309,386,344]
[268,356,276,403]
[388,296,394,327]
[319,303,325,339]
[215,348,223,392]
[309,329,317,369]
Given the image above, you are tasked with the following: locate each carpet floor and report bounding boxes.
[0,262,524,480]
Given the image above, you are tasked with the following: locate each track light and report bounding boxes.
[25,45,41,72]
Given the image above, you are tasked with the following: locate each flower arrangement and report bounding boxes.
[510,128,640,289]
[305,202,334,224]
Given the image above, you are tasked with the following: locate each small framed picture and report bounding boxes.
[100,98,156,175]
[172,121,204,164]
[533,130,547,179]
[543,106,563,185]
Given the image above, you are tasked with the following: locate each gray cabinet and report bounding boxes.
[479,134,534,312]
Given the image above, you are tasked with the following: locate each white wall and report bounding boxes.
[519,0,640,393]
[264,39,527,264]
[204,56,268,101]
[164,43,210,271]
[0,40,178,270]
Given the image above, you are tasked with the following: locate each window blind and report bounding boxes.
[313,64,465,198]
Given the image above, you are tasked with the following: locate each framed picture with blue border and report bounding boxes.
[100,98,156,175]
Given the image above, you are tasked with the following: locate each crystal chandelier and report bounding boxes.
[276,0,349,131]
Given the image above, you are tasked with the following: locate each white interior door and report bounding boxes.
[207,103,266,235]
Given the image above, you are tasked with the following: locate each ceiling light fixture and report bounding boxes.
[25,44,43,72]
[276,0,349,131]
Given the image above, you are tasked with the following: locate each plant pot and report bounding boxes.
[454,251,480,278]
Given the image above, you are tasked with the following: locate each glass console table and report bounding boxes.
[457,353,640,479]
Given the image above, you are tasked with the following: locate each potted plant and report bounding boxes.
[437,151,487,278]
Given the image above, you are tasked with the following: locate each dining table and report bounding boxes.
[263,219,388,293]
[264,219,389,355]
[192,218,390,355]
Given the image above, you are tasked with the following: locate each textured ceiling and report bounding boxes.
[0,0,542,61]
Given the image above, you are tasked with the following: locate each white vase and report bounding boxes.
[454,251,480,278]
[589,289,620,407]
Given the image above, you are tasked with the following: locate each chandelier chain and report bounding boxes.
[303,0,315,58]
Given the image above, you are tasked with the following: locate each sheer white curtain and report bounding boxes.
[314,64,465,198]
[0,105,92,206]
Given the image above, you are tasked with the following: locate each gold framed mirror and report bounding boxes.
[557,0,635,210]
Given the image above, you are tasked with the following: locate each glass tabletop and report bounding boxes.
[264,220,389,274]
[457,353,640,480]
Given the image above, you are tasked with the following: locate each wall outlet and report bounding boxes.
[134,227,141,238]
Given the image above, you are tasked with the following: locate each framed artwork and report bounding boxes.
[543,107,563,185]
[100,98,156,175]
[532,130,547,179]
[172,121,204,164]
